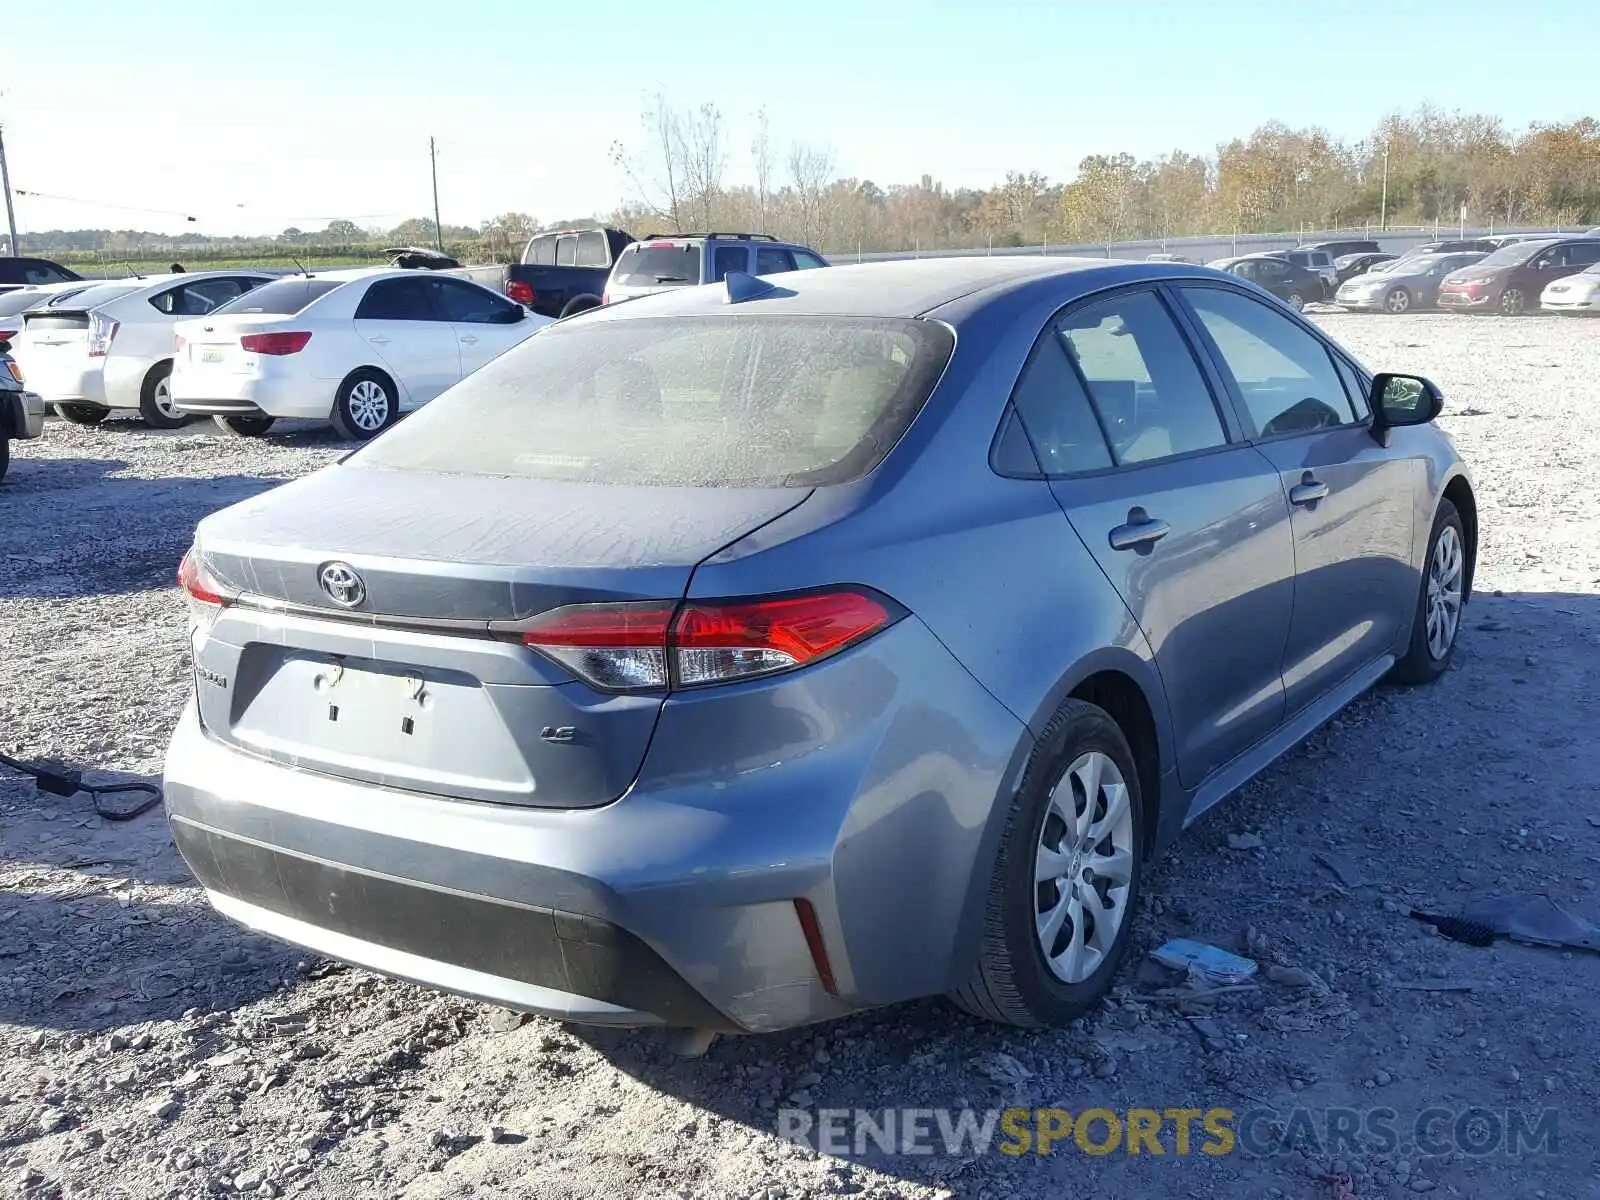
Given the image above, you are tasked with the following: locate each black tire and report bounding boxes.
[951,699,1145,1027]
[1286,292,1307,312]
[1384,287,1412,314]
[1391,500,1467,685]
[1498,287,1528,316]
[559,294,602,318]
[212,413,276,438]
[138,361,188,429]
[0,436,9,484]
[330,369,398,441]
[54,403,108,426]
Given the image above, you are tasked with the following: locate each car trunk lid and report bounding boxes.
[190,464,810,807]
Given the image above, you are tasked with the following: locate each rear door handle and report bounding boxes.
[367,336,391,345]
[458,335,479,345]
[1108,508,1170,552]
[1289,478,1330,507]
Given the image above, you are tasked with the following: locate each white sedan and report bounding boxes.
[10,271,276,428]
[170,269,552,439]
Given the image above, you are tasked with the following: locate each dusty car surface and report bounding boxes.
[165,257,1476,1034]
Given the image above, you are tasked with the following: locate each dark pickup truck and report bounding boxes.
[443,228,635,319]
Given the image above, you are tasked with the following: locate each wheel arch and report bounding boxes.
[1441,472,1478,602]
[339,363,401,405]
[559,294,602,319]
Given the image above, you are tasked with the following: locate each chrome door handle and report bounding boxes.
[1289,479,1330,507]
[367,336,391,345]
[1108,509,1170,552]
[458,335,479,344]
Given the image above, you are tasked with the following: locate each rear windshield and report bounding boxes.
[33,282,141,310]
[210,278,342,316]
[353,315,955,487]
[613,244,702,287]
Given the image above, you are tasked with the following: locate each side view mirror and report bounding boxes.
[1369,372,1443,438]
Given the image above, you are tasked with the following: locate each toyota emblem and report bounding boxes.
[317,562,366,608]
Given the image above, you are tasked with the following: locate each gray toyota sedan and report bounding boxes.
[165,257,1476,1034]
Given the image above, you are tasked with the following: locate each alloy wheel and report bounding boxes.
[1425,524,1464,661]
[1033,751,1135,984]
[348,380,391,432]
[1500,288,1526,316]
[1386,288,1411,313]
[153,376,181,420]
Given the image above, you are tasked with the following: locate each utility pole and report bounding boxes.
[0,125,18,257]
[429,136,444,252]
[1379,139,1391,232]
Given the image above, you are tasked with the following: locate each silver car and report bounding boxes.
[165,258,1476,1034]
[603,233,828,304]
[1335,252,1487,313]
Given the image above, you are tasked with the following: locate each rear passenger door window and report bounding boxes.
[1007,338,1113,475]
[1053,290,1229,465]
[355,277,442,321]
[712,245,750,281]
[1178,287,1355,436]
[755,247,797,275]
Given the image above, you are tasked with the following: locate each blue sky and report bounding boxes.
[4,0,1594,236]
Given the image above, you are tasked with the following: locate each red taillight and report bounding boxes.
[518,589,898,691]
[240,331,312,355]
[647,240,677,249]
[178,550,223,605]
[506,280,535,306]
[794,899,838,995]
[0,329,15,342]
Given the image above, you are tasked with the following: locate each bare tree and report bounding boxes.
[678,103,726,232]
[752,108,774,232]
[789,141,835,248]
[610,92,685,232]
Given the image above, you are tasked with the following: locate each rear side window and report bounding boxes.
[210,278,341,316]
[24,264,75,285]
[527,236,557,266]
[614,245,702,286]
[574,231,609,267]
[355,277,441,321]
[712,245,749,281]
[755,247,796,275]
[150,277,261,317]
[1181,286,1356,434]
[555,237,578,267]
[1055,290,1227,466]
[1008,338,1113,475]
[793,251,828,270]
[352,315,955,487]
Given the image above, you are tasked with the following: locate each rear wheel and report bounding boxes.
[951,699,1144,1027]
[139,361,188,429]
[1286,292,1307,312]
[559,294,602,318]
[0,436,9,483]
[1498,287,1528,316]
[212,413,276,438]
[330,370,397,441]
[1384,287,1412,314]
[53,403,108,426]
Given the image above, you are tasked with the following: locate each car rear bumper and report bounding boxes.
[4,389,46,438]
[163,616,1029,1031]
[172,372,330,420]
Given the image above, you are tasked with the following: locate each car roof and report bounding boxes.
[582,256,1226,321]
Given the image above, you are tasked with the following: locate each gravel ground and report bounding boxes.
[3,313,1600,1200]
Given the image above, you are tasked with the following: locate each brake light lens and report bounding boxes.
[506,280,535,306]
[518,589,899,691]
[0,328,15,342]
[178,548,232,631]
[87,311,119,357]
[240,331,312,355]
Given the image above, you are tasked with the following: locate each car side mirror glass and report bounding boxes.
[1370,372,1442,431]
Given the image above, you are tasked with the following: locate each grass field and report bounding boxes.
[58,253,383,278]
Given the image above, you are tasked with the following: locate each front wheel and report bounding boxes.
[0,436,9,483]
[53,403,108,426]
[1498,287,1527,316]
[139,362,189,429]
[1384,287,1412,314]
[330,370,398,441]
[1287,292,1307,312]
[951,699,1144,1027]
[212,413,276,438]
[1391,500,1467,685]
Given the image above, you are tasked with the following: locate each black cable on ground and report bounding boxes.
[0,751,164,821]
